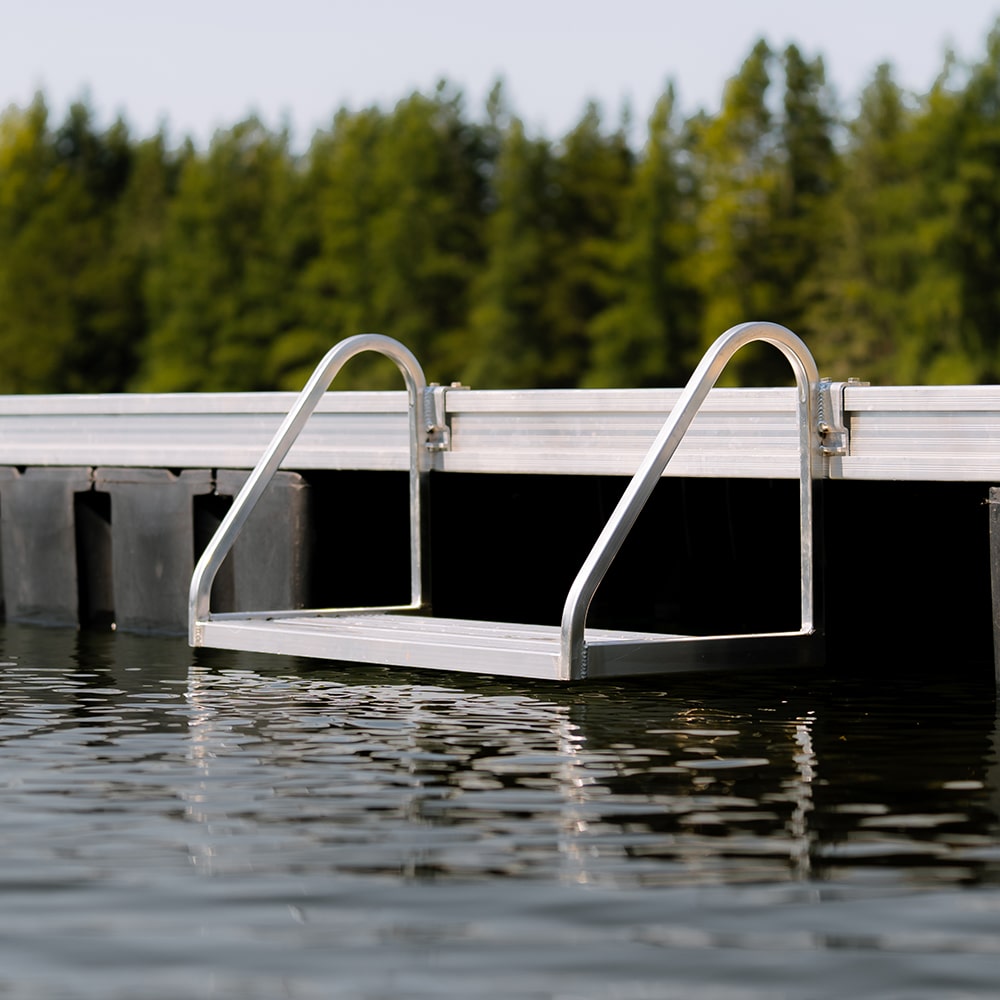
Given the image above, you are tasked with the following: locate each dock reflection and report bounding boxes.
[0,624,996,891]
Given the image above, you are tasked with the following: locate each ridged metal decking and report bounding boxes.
[196,614,815,681]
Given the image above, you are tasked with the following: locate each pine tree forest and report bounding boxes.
[3,30,1000,394]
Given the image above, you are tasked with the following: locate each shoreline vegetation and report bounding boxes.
[2,28,1000,394]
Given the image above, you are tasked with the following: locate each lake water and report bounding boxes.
[1,622,999,998]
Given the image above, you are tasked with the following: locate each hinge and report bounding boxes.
[423,382,468,452]
[816,377,868,456]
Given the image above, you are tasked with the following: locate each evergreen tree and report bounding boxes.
[463,116,558,388]
[4,24,1000,395]
[367,84,488,383]
[773,45,839,340]
[136,118,302,391]
[945,24,1000,382]
[689,40,840,384]
[688,40,783,384]
[806,62,951,383]
[543,102,633,386]
[584,85,700,387]
[0,96,142,392]
[467,101,633,389]
[275,107,385,390]
[0,94,62,392]
[284,84,488,391]
[808,64,905,378]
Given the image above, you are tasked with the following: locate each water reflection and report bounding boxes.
[170,656,825,888]
[3,625,1000,996]
[808,674,1000,887]
[0,624,997,895]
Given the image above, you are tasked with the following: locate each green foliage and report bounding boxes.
[946,25,1000,382]
[463,115,558,388]
[135,118,301,391]
[774,46,838,329]
[277,107,385,390]
[4,24,1000,394]
[584,86,700,387]
[688,40,783,383]
[466,100,632,388]
[283,85,489,391]
[804,64,921,380]
[0,96,147,392]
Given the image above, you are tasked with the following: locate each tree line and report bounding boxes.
[2,28,1000,394]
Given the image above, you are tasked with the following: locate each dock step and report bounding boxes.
[196,613,817,681]
[190,324,822,682]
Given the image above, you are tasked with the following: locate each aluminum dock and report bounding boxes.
[0,321,995,680]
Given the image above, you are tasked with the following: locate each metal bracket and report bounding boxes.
[423,382,468,452]
[816,377,868,456]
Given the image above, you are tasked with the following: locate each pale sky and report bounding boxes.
[3,0,999,149]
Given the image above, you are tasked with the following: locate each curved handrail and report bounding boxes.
[189,333,429,643]
[559,321,820,679]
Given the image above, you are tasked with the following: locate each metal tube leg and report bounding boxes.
[989,487,1000,687]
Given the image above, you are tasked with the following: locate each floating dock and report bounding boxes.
[0,322,996,680]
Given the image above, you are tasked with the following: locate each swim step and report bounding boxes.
[195,613,815,682]
[190,322,822,682]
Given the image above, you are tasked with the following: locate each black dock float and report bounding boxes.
[95,468,215,633]
[0,467,92,626]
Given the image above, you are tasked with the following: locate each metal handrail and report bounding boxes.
[189,333,429,643]
[559,322,820,679]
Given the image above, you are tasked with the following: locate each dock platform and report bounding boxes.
[0,321,994,680]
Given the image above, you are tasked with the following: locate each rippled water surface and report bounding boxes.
[1,623,1000,998]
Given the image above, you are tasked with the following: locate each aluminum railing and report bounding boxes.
[559,321,819,678]
[189,333,430,642]
[189,322,820,681]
